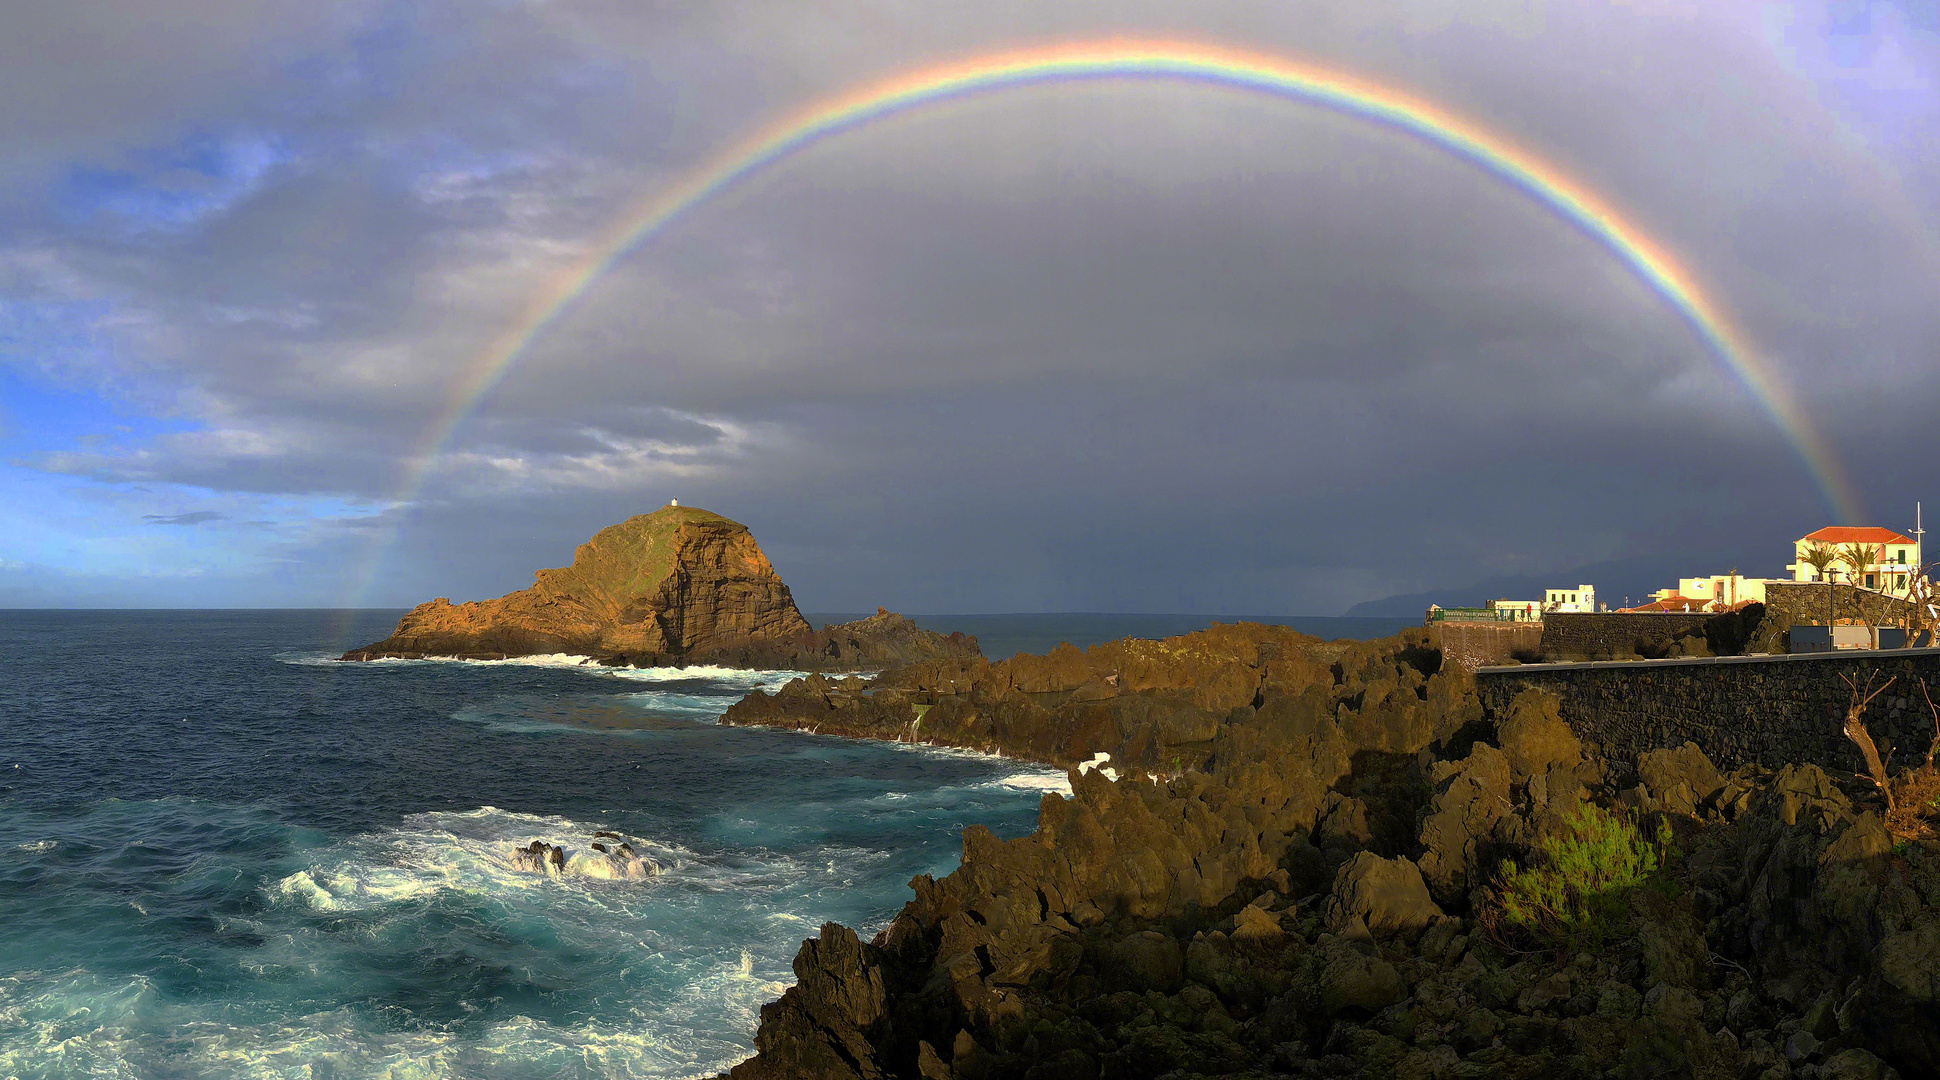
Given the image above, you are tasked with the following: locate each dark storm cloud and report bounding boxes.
[5,0,1938,610]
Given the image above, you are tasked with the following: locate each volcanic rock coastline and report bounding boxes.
[720,624,1457,774]
[720,624,1940,1080]
[341,505,977,671]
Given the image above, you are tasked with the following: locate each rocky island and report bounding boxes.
[720,624,1940,1080]
[341,504,978,670]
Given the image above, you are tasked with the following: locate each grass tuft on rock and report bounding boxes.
[1487,803,1667,951]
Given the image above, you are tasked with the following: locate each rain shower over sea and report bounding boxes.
[0,609,1408,1078]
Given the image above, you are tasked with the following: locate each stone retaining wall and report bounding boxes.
[1432,622,1544,671]
[1538,612,1715,659]
[1754,581,1916,653]
[1475,648,1940,775]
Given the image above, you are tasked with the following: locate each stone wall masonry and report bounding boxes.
[1538,612,1716,659]
[1432,622,1544,671]
[1755,581,1916,653]
[1475,647,1940,775]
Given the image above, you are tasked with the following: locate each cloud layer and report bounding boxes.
[3,0,1937,612]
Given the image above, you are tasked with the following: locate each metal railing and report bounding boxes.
[1426,607,1527,623]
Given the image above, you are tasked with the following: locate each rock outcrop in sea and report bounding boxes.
[720,625,1940,1080]
[341,505,977,670]
[509,831,662,880]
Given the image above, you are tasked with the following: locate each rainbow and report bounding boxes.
[396,39,1864,535]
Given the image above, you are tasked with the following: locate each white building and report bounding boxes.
[1649,574,1768,608]
[1788,526,1921,594]
[1487,598,1543,621]
[1544,585,1596,613]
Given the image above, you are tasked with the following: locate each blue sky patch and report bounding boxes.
[0,367,200,457]
[56,131,291,235]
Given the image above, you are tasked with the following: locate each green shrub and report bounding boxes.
[1493,804,1666,949]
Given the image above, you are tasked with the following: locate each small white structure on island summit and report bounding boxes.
[669,498,678,507]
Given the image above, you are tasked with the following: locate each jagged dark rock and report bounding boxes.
[722,623,1469,772]
[1323,853,1443,941]
[718,632,1940,1080]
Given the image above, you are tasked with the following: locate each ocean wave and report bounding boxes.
[282,651,810,685]
[617,689,747,717]
[874,740,1074,795]
[602,664,809,687]
[0,971,762,1080]
[284,651,604,669]
[447,684,751,734]
[229,807,882,1078]
[269,806,683,916]
[979,770,1075,795]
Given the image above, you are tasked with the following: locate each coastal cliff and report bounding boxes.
[722,624,1464,773]
[722,627,1940,1080]
[341,505,977,670]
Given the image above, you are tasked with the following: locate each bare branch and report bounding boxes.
[1842,671,1897,810]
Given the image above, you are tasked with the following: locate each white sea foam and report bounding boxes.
[288,650,811,686]
[271,870,343,911]
[15,839,54,853]
[450,690,738,733]
[982,770,1075,795]
[561,845,662,881]
[618,689,746,718]
[341,651,603,668]
[873,739,1075,795]
[278,651,602,669]
[1076,751,1120,781]
[270,806,680,916]
[0,976,751,1080]
[602,664,810,687]
[877,738,1016,762]
[240,807,876,1074]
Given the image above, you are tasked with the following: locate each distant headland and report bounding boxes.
[340,504,978,671]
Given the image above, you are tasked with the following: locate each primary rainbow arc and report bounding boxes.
[389,40,1862,568]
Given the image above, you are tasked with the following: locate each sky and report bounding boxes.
[2,0,1937,615]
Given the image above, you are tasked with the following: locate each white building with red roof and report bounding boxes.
[1788,526,1921,592]
[1645,573,1767,609]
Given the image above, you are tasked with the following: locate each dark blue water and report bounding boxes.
[0,611,1070,1078]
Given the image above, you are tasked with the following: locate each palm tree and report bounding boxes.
[1843,542,1881,591]
[1843,542,1883,647]
[1800,542,1841,582]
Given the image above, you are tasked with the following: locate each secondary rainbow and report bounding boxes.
[401,40,1863,524]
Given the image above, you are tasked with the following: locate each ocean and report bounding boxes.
[0,610,1410,1078]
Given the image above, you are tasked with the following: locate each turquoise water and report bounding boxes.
[0,611,1067,1079]
[0,609,1407,1078]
